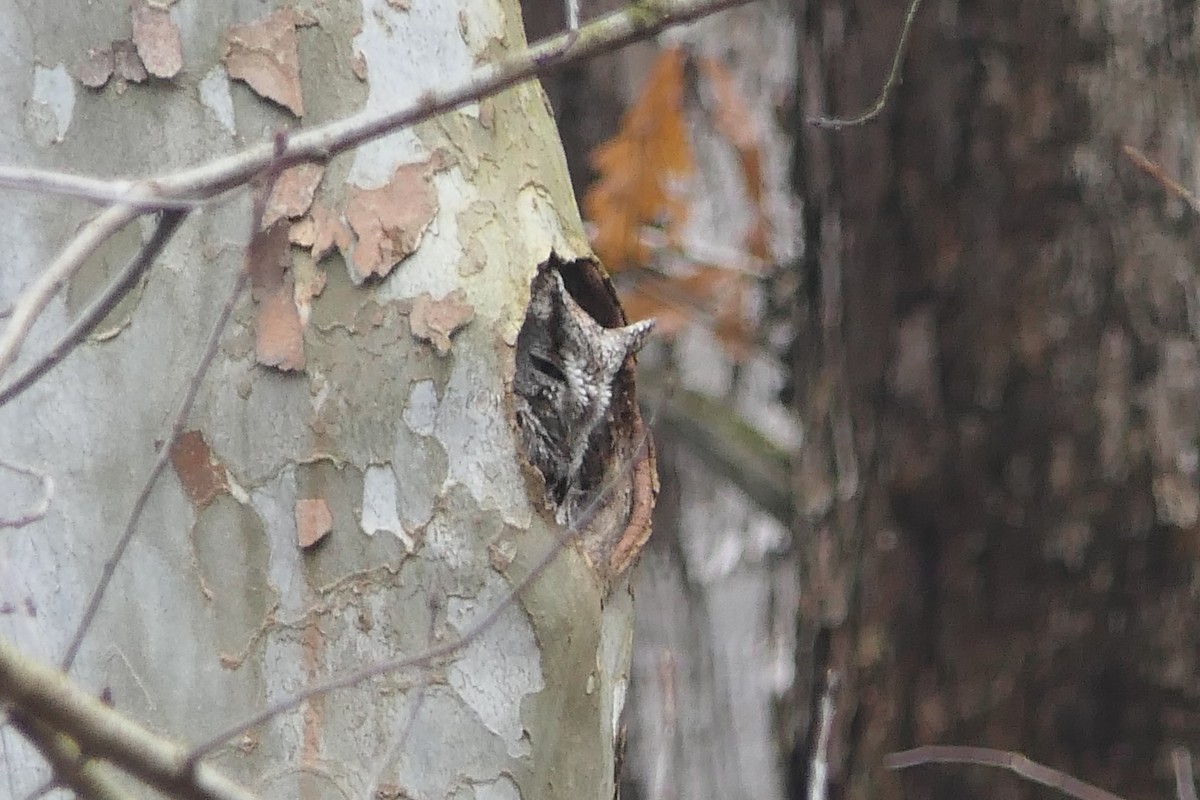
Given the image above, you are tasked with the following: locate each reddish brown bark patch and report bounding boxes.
[77,47,114,88]
[170,430,228,509]
[344,158,440,281]
[264,163,325,228]
[309,202,352,263]
[131,0,182,79]
[223,9,314,116]
[409,289,474,356]
[295,498,332,549]
[112,39,148,84]
[250,220,306,371]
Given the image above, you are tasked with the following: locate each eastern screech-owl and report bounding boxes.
[514,267,653,520]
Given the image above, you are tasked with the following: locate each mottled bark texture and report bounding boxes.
[791,1,1200,799]
[0,2,632,798]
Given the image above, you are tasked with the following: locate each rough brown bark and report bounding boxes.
[791,1,1200,799]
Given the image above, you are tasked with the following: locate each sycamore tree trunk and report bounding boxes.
[0,2,644,798]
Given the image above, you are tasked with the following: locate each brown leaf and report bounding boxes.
[263,162,325,228]
[132,0,182,79]
[250,220,306,371]
[223,9,310,116]
[170,430,228,509]
[583,47,694,270]
[344,159,439,280]
[295,498,332,549]
[409,289,474,356]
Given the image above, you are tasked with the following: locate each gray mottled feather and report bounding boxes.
[514,268,653,514]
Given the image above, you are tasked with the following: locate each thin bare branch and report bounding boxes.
[186,507,579,761]
[0,167,203,209]
[640,372,792,525]
[0,0,717,786]
[60,265,249,671]
[12,714,136,800]
[0,637,260,800]
[146,0,758,201]
[61,134,291,672]
[885,745,1127,800]
[60,263,248,671]
[363,613,438,800]
[0,0,754,392]
[808,0,924,129]
[0,204,137,383]
[0,457,54,529]
[1123,145,1200,215]
[0,210,188,408]
[585,221,771,274]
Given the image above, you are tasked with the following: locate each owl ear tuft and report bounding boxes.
[617,318,654,355]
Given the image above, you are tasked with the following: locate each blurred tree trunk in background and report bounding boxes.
[793,1,1200,798]
[530,1,1200,799]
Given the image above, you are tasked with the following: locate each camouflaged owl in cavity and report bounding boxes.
[514,268,654,513]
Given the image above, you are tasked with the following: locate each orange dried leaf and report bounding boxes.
[584,47,694,270]
[620,282,692,337]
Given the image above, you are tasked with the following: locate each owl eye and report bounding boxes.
[530,354,567,383]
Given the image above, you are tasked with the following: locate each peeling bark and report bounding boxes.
[0,2,636,798]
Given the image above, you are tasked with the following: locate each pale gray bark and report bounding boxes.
[0,2,631,799]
